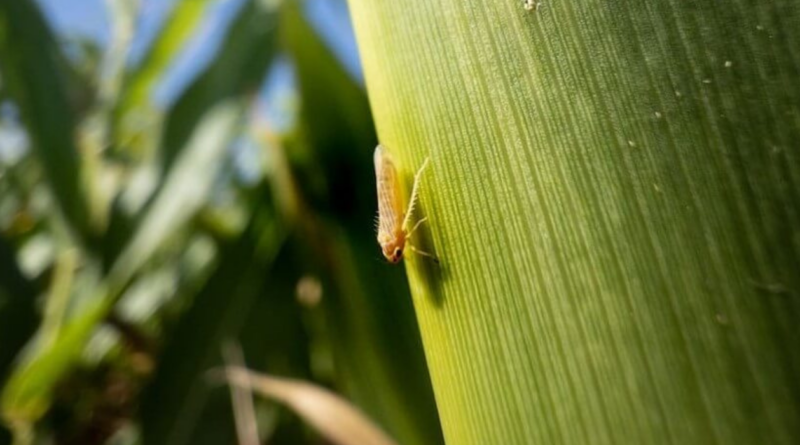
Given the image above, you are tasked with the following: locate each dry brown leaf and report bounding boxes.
[224,367,399,445]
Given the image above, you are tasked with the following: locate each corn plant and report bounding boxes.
[0,0,441,444]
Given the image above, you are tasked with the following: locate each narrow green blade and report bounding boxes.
[114,0,214,159]
[0,237,37,381]
[0,0,95,243]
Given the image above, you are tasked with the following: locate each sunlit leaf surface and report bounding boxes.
[348,0,800,444]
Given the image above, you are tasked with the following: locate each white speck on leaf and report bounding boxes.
[523,0,541,11]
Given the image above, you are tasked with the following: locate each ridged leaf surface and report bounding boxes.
[347,0,800,443]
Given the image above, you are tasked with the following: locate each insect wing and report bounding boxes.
[374,145,403,238]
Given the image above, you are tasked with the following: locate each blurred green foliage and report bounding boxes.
[0,0,442,444]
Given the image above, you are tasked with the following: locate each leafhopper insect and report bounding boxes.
[374,145,438,264]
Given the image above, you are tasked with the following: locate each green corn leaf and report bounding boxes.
[158,0,281,176]
[102,0,281,266]
[139,202,286,445]
[0,0,281,429]
[0,98,245,429]
[114,0,214,159]
[1,289,111,425]
[347,0,800,444]
[0,237,37,382]
[108,100,242,288]
[0,0,96,244]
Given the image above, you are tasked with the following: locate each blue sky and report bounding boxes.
[33,0,363,106]
[35,0,111,43]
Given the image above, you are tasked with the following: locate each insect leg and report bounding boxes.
[402,157,430,232]
[407,243,440,264]
[406,217,428,239]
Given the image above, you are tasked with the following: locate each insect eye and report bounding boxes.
[395,248,402,258]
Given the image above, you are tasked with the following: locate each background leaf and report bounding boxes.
[0,237,37,384]
[139,201,286,445]
[114,0,214,156]
[225,367,399,445]
[109,100,243,287]
[102,0,282,267]
[158,0,280,175]
[0,0,96,244]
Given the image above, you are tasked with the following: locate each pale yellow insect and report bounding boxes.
[374,144,438,264]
